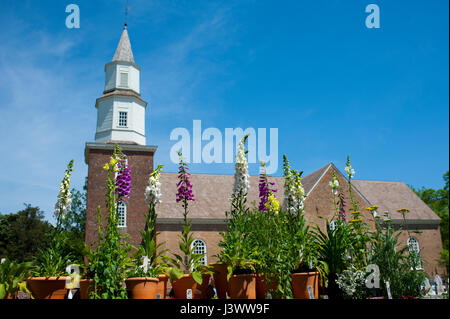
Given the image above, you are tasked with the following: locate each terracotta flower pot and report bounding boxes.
[79,279,93,299]
[172,274,198,299]
[228,273,256,299]
[291,272,319,299]
[26,277,69,299]
[126,277,159,299]
[256,274,278,299]
[156,274,169,299]
[211,263,228,299]
[194,274,211,299]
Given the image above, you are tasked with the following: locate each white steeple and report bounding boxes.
[94,24,147,145]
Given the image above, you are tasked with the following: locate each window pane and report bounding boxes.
[118,111,127,127]
[117,202,126,227]
[192,239,207,266]
[120,72,128,87]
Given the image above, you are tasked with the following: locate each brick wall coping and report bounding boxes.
[84,142,157,164]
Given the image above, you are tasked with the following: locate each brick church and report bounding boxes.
[84,25,445,278]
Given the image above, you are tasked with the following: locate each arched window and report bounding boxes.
[191,239,207,266]
[407,236,422,269]
[116,201,127,228]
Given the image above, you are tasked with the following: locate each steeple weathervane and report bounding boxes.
[124,0,130,27]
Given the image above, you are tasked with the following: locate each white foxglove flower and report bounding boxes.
[54,161,73,216]
[330,173,340,195]
[233,136,250,197]
[284,168,306,215]
[145,165,163,205]
[345,165,355,178]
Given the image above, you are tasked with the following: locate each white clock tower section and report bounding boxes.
[94,24,147,145]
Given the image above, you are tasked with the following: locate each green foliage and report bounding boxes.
[245,208,322,299]
[59,182,87,264]
[169,153,213,285]
[217,187,259,280]
[369,218,427,298]
[313,218,355,298]
[32,234,73,277]
[0,205,53,263]
[0,258,33,299]
[168,204,212,284]
[87,146,133,299]
[33,160,76,277]
[410,171,449,273]
[128,201,171,278]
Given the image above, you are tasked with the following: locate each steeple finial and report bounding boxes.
[124,0,129,27]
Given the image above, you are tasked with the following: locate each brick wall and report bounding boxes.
[85,146,154,249]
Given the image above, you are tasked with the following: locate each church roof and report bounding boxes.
[112,25,135,63]
[155,165,440,225]
[352,180,440,223]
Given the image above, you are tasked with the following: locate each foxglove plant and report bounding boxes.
[344,155,358,213]
[232,134,250,205]
[169,152,211,285]
[115,157,131,202]
[54,160,74,219]
[282,155,306,215]
[329,171,340,196]
[129,164,170,278]
[89,145,132,299]
[33,160,74,277]
[337,191,347,221]
[227,134,251,221]
[145,164,163,205]
[258,161,277,212]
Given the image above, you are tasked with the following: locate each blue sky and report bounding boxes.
[0,0,448,224]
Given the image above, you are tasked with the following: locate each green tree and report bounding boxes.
[0,205,53,263]
[60,178,87,264]
[411,171,449,273]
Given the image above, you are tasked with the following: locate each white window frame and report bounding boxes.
[118,111,128,128]
[191,238,207,266]
[116,201,127,228]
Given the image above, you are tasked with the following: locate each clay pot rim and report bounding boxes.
[229,273,257,279]
[125,277,159,282]
[291,271,319,276]
[27,276,70,281]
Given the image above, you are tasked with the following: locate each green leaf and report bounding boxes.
[0,284,6,299]
[169,267,183,282]
[192,271,202,285]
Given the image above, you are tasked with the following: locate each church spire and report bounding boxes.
[112,25,135,63]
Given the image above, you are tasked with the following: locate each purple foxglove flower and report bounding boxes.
[116,159,131,202]
[258,164,277,212]
[176,154,195,204]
